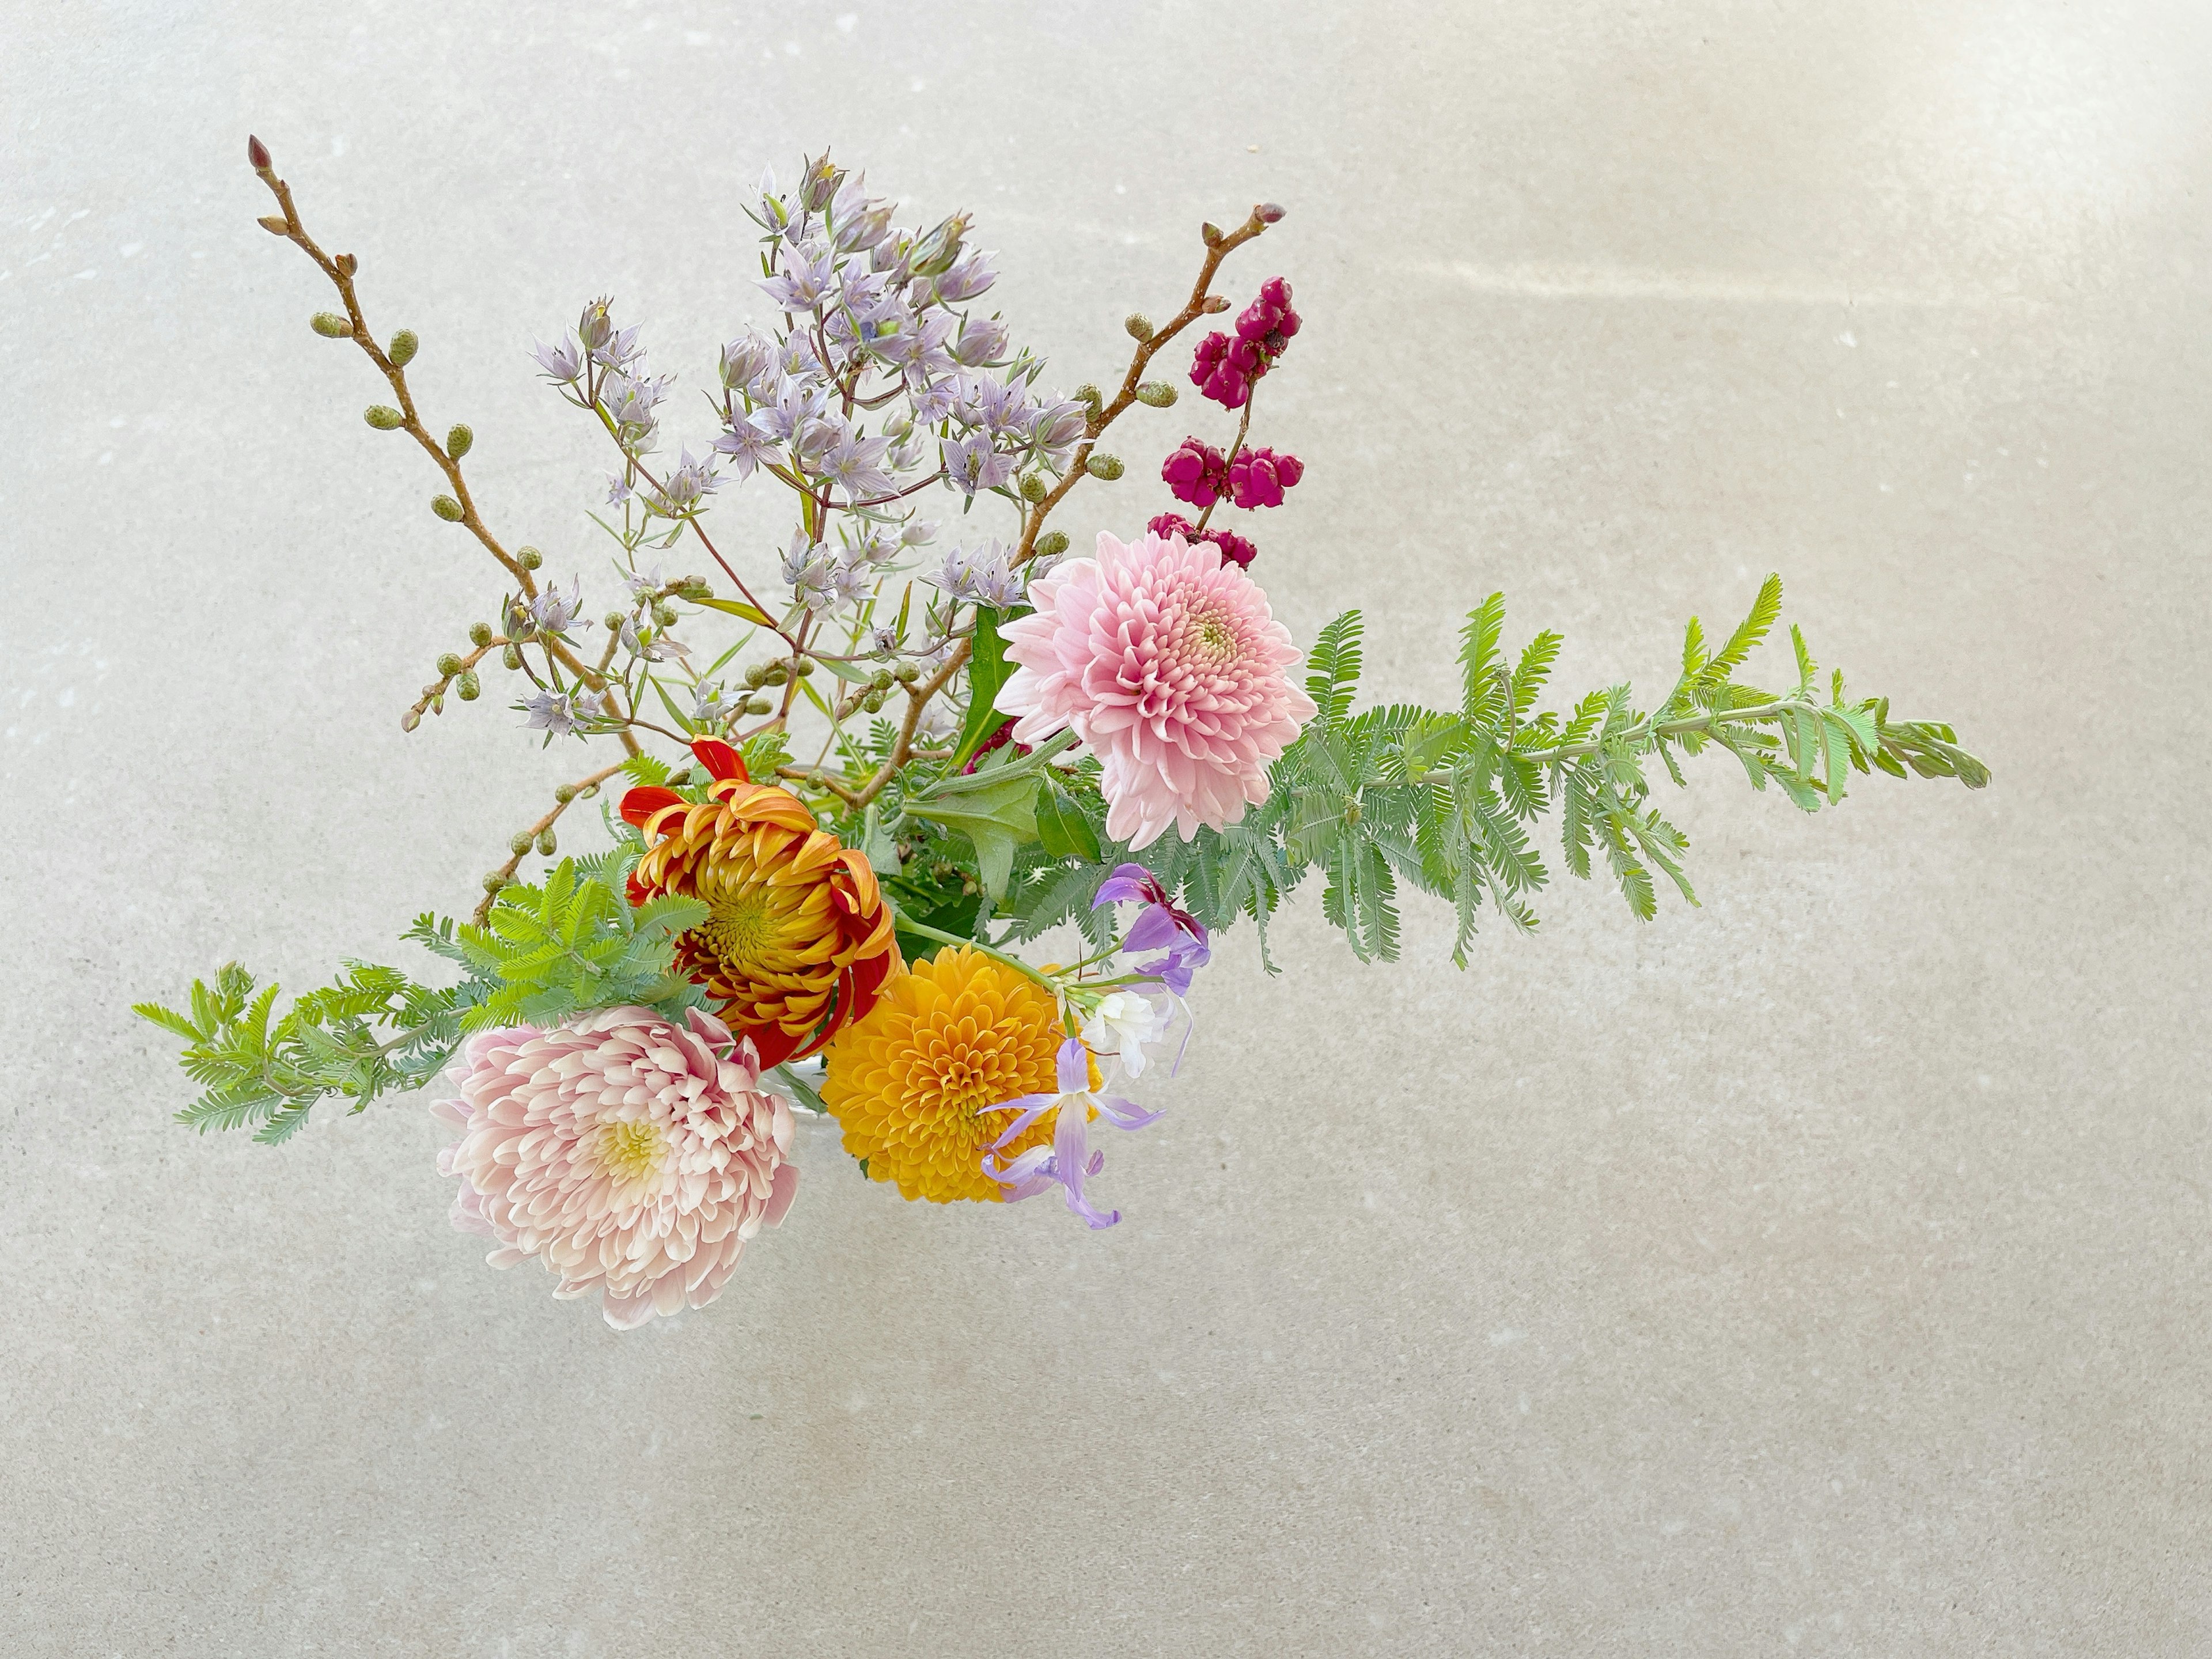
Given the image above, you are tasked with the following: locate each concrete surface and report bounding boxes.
[5,2,2209,1654]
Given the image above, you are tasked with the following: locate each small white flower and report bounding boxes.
[1080,991,1169,1080]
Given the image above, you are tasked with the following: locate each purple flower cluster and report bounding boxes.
[980,1039,1163,1229]
[1093,863,1211,994]
[1190,275,1302,409]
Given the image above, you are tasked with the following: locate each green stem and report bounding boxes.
[893,911,1060,997]
[1416,696,1810,782]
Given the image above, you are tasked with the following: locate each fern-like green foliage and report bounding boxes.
[137,854,704,1141]
[988,574,1987,968]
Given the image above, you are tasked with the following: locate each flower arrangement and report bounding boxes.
[138,139,1991,1328]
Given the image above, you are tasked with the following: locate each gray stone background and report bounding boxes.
[5,2,2207,1653]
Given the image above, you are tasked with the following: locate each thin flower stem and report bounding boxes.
[1194,392,1256,535]
[1010,204,1278,570]
[894,912,1059,996]
[469,760,628,923]
[1412,697,1817,782]
[249,158,643,759]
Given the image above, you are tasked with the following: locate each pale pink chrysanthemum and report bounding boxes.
[999,529,1316,849]
[431,1005,799,1330]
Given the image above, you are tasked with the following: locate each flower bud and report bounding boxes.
[1073,383,1103,411]
[794,659,816,677]
[1034,529,1070,559]
[247,134,271,169]
[1202,295,1230,314]
[604,611,625,631]
[675,577,711,600]
[468,622,494,647]
[1201,222,1224,247]
[1124,312,1156,342]
[364,405,404,430]
[743,662,769,688]
[894,661,921,683]
[652,602,677,628]
[761,663,789,685]
[312,312,351,338]
[510,831,536,856]
[554,784,578,804]
[1134,381,1179,408]
[257,215,289,236]
[483,873,507,895]
[1019,472,1049,503]
[445,423,473,460]
[388,329,419,367]
[535,828,558,856]
[456,671,482,701]
[862,690,887,713]
[431,494,464,522]
[518,546,543,570]
[335,253,358,278]
[401,707,422,733]
[435,652,465,677]
[1257,202,1286,224]
[1085,453,1124,481]
[745,695,775,715]
[501,645,523,670]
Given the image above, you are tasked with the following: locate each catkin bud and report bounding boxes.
[431,494,464,522]
[1019,472,1049,503]
[1135,381,1178,408]
[510,831,536,856]
[388,329,419,367]
[435,652,465,677]
[554,784,578,804]
[1124,312,1156,342]
[501,645,522,670]
[862,690,887,713]
[894,661,921,683]
[364,405,404,430]
[1035,529,1070,559]
[483,873,507,895]
[745,695,775,715]
[535,829,558,856]
[743,662,769,688]
[761,663,789,685]
[468,622,494,647]
[446,423,473,460]
[1085,453,1124,481]
[603,611,626,631]
[793,659,815,678]
[312,312,351,338]
[652,601,677,628]
[870,669,895,691]
[456,671,481,701]
[257,214,289,236]
[517,546,543,570]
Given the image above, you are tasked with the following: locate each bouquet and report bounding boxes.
[140,138,1990,1329]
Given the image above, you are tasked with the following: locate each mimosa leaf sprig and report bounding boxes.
[138,138,1986,1325]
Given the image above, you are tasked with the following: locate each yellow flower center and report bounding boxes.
[600,1119,665,1184]
[1185,603,1241,665]
[703,887,780,968]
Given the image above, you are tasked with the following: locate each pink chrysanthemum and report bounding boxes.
[999,529,1316,849]
[432,1005,799,1330]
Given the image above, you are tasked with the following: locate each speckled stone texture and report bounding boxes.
[4,3,2207,1654]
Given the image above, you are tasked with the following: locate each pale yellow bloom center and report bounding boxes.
[600,1119,666,1184]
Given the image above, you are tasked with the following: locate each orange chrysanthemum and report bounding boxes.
[820,945,1080,1205]
[621,738,899,1069]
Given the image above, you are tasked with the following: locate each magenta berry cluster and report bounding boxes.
[1190,276,1302,410]
[1228,446,1302,510]
[1148,513,1257,570]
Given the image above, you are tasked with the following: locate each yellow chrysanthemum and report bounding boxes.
[821,946,1076,1205]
